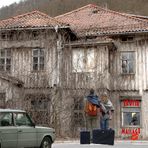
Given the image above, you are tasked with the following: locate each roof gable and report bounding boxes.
[55,4,148,37]
[0,10,68,30]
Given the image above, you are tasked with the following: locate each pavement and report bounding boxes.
[55,139,148,144]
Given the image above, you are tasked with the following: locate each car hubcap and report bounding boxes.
[43,140,50,148]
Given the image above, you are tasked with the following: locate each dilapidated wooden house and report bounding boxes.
[0,4,148,139]
[55,4,148,139]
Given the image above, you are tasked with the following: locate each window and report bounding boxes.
[121,52,135,74]
[72,48,95,72]
[15,113,33,126]
[121,99,141,127]
[0,112,13,126]
[73,97,84,127]
[32,49,44,71]
[0,49,11,72]
[120,36,134,42]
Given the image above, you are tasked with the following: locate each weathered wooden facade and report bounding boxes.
[56,4,148,139]
[0,5,148,139]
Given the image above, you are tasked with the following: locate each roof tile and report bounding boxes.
[55,4,148,37]
[0,10,68,29]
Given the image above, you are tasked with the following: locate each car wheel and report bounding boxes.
[40,137,52,148]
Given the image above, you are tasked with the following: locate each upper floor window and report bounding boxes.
[72,48,95,72]
[0,49,11,72]
[121,51,135,74]
[32,49,44,71]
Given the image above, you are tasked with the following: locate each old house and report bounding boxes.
[55,4,148,139]
[0,4,148,139]
[0,10,71,133]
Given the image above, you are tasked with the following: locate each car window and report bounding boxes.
[0,112,13,126]
[14,113,33,126]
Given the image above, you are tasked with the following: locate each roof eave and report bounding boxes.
[78,30,148,38]
[0,25,70,31]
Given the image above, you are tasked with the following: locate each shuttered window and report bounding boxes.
[0,49,11,72]
[72,48,95,72]
[32,48,44,71]
[121,51,135,74]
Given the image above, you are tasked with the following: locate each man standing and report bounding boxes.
[100,92,114,130]
[84,89,100,139]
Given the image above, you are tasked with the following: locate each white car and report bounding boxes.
[0,109,55,148]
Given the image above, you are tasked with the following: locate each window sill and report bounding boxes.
[31,70,45,73]
[121,125,141,128]
[121,73,135,76]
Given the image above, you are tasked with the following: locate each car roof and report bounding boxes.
[0,108,26,113]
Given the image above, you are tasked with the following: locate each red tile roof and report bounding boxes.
[0,11,68,30]
[55,4,148,37]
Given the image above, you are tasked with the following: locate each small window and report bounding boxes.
[32,49,44,71]
[72,48,95,72]
[73,97,84,127]
[120,36,134,42]
[0,49,11,72]
[121,51,135,74]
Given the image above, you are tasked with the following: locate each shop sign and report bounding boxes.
[123,100,140,107]
[121,128,140,135]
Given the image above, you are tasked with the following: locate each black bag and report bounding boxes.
[92,129,115,145]
[80,131,90,144]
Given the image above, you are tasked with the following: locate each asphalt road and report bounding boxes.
[53,141,148,148]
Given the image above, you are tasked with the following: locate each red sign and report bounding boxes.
[121,128,140,135]
[131,133,139,140]
[123,100,140,107]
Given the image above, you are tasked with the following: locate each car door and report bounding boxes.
[14,112,37,148]
[0,112,17,148]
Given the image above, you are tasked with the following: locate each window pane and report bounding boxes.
[40,57,44,64]
[86,49,95,72]
[0,59,5,64]
[40,64,44,70]
[15,113,32,126]
[1,50,6,57]
[122,112,140,126]
[6,50,11,57]
[33,64,38,71]
[40,49,44,56]
[72,49,84,72]
[121,52,135,74]
[33,49,39,56]
[6,65,11,71]
[33,57,38,64]
[0,65,4,71]
[0,113,12,126]
[6,58,11,64]
[128,61,134,73]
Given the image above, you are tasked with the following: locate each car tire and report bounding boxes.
[40,137,52,148]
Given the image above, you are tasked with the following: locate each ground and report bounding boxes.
[53,140,148,148]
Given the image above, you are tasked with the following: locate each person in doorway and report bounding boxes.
[99,92,114,130]
[84,89,100,139]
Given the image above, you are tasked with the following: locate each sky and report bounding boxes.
[0,0,22,8]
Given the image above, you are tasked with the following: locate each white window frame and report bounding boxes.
[0,49,11,72]
[32,48,45,71]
